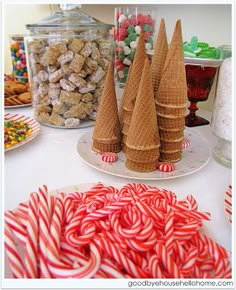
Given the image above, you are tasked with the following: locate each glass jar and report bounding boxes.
[10,34,28,81]
[211,57,232,168]
[217,45,232,60]
[25,5,113,128]
[114,6,156,86]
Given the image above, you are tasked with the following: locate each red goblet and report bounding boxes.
[184,58,222,127]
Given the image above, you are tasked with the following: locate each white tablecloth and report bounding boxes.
[4,103,232,254]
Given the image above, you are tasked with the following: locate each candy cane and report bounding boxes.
[149,255,166,278]
[38,185,52,278]
[100,258,127,278]
[4,223,25,278]
[174,210,211,221]
[24,192,39,278]
[110,212,142,238]
[155,243,184,278]
[181,247,198,273]
[4,211,26,246]
[164,208,174,255]
[95,236,149,278]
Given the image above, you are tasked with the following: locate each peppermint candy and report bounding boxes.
[157,162,175,172]
[101,152,118,163]
[182,139,191,149]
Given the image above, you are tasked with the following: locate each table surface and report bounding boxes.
[4,97,232,256]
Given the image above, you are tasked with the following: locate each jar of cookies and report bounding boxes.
[25,4,113,128]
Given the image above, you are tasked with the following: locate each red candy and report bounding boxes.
[101,152,118,163]
[4,183,231,278]
[182,139,191,149]
[120,19,129,29]
[137,13,145,24]
[144,31,150,41]
[157,162,175,172]
[129,17,138,26]
[144,15,152,24]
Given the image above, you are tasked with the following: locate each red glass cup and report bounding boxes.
[184,58,222,127]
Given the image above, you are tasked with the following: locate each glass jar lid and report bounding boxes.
[26,4,113,32]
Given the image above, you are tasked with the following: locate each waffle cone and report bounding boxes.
[92,140,121,154]
[123,32,146,113]
[157,19,187,106]
[157,113,185,130]
[92,62,121,150]
[159,150,181,163]
[125,159,157,172]
[159,129,184,141]
[122,122,130,136]
[122,110,133,126]
[126,58,160,151]
[126,147,160,163]
[156,101,187,117]
[151,19,168,99]
[122,133,127,144]
[119,63,133,127]
[161,140,183,152]
[122,143,127,153]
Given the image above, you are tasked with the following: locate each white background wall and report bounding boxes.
[3,3,232,110]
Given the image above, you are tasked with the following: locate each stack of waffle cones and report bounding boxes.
[121,33,146,152]
[92,62,121,153]
[119,63,132,152]
[151,18,168,100]
[125,58,160,172]
[156,19,187,162]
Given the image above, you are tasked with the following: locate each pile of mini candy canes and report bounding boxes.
[5,183,231,279]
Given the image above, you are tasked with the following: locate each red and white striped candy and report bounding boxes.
[182,139,191,149]
[4,182,232,279]
[157,162,175,172]
[24,192,39,278]
[4,223,25,278]
[101,152,118,163]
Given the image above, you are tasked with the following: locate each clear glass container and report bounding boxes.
[211,57,232,168]
[217,45,232,60]
[10,34,28,81]
[25,5,113,128]
[114,6,157,86]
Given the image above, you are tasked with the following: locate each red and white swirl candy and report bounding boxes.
[157,162,175,172]
[182,139,191,149]
[101,152,118,163]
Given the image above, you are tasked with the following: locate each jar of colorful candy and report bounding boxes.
[9,35,28,82]
[114,7,156,86]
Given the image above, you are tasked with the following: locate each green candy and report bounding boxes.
[198,42,209,50]
[118,51,125,61]
[147,36,153,45]
[116,21,120,28]
[127,50,135,61]
[197,49,216,59]
[120,76,127,83]
[128,33,137,41]
[184,51,196,58]
[143,24,152,32]
[183,42,193,53]
[124,37,131,46]
[127,25,135,34]
[190,36,198,51]
[123,66,129,76]
[193,47,201,54]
